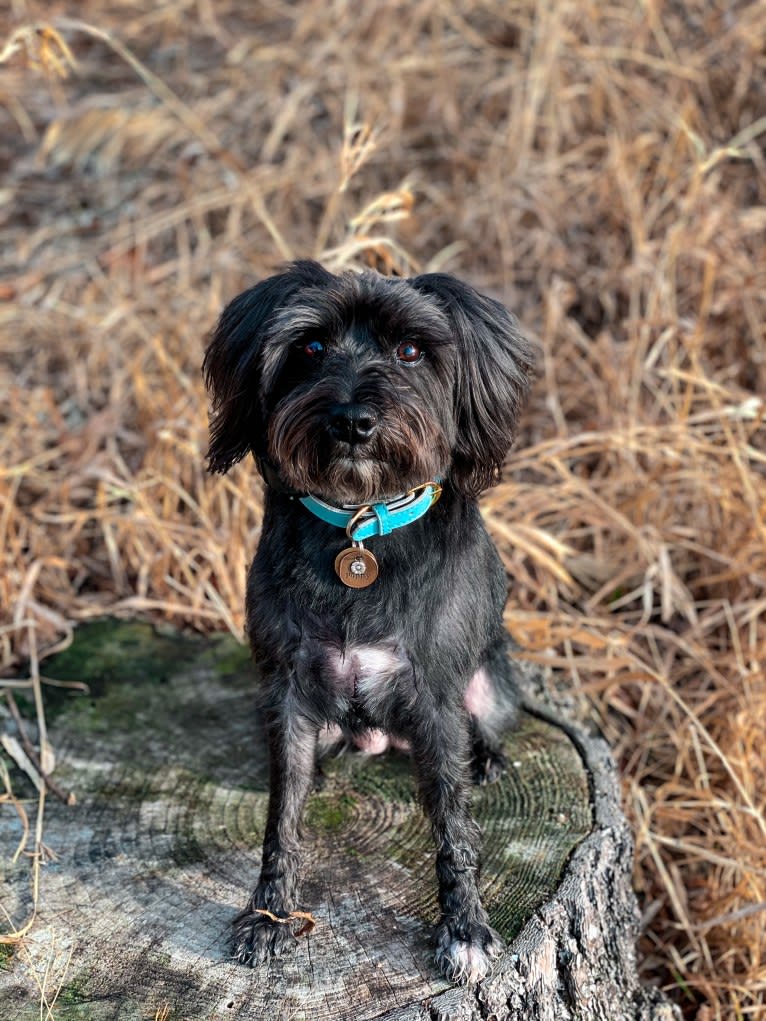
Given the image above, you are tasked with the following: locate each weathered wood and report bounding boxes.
[0,620,678,1020]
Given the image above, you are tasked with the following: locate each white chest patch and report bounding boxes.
[322,643,406,703]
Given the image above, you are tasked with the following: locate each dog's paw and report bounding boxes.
[230,909,297,966]
[435,920,504,984]
[470,745,508,786]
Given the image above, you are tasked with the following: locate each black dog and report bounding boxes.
[203,260,534,983]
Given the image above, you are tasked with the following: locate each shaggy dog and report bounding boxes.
[203,260,534,983]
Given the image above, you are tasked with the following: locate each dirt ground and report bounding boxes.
[1,2,765,1018]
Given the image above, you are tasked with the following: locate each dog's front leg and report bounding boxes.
[412,704,504,984]
[232,706,318,965]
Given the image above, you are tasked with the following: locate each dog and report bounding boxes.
[203,259,535,984]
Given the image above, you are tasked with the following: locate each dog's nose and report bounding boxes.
[328,403,379,445]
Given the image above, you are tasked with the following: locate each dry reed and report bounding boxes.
[1,2,764,1017]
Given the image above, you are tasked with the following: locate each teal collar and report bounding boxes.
[299,481,442,541]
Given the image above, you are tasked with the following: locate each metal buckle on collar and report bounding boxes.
[407,480,443,507]
[345,504,373,540]
[344,482,441,541]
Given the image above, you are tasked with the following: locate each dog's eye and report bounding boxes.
[302,340,325,358]
[396,341,423,364]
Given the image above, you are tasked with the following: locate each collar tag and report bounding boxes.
[334,542,379,588]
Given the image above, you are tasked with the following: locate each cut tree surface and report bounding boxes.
[0,620,679,1021]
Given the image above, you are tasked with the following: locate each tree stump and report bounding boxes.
[1,620,679,1021]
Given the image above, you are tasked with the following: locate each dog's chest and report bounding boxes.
[321,643,410,705]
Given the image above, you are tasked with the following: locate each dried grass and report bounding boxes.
[1,1,764,1016]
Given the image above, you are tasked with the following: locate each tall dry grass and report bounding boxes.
[1,2,764,1017]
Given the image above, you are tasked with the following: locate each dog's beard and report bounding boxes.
[267,380,450,503]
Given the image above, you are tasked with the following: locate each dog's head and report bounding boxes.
[203,260,534,502]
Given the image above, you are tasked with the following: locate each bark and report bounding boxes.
[0,620,679,1021]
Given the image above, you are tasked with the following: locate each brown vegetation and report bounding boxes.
[1,2,764,1017]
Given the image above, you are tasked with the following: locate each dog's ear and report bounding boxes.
[408,273,535,497]
[203,260,333,474]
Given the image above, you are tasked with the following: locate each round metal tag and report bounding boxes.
[334,546,379,588]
